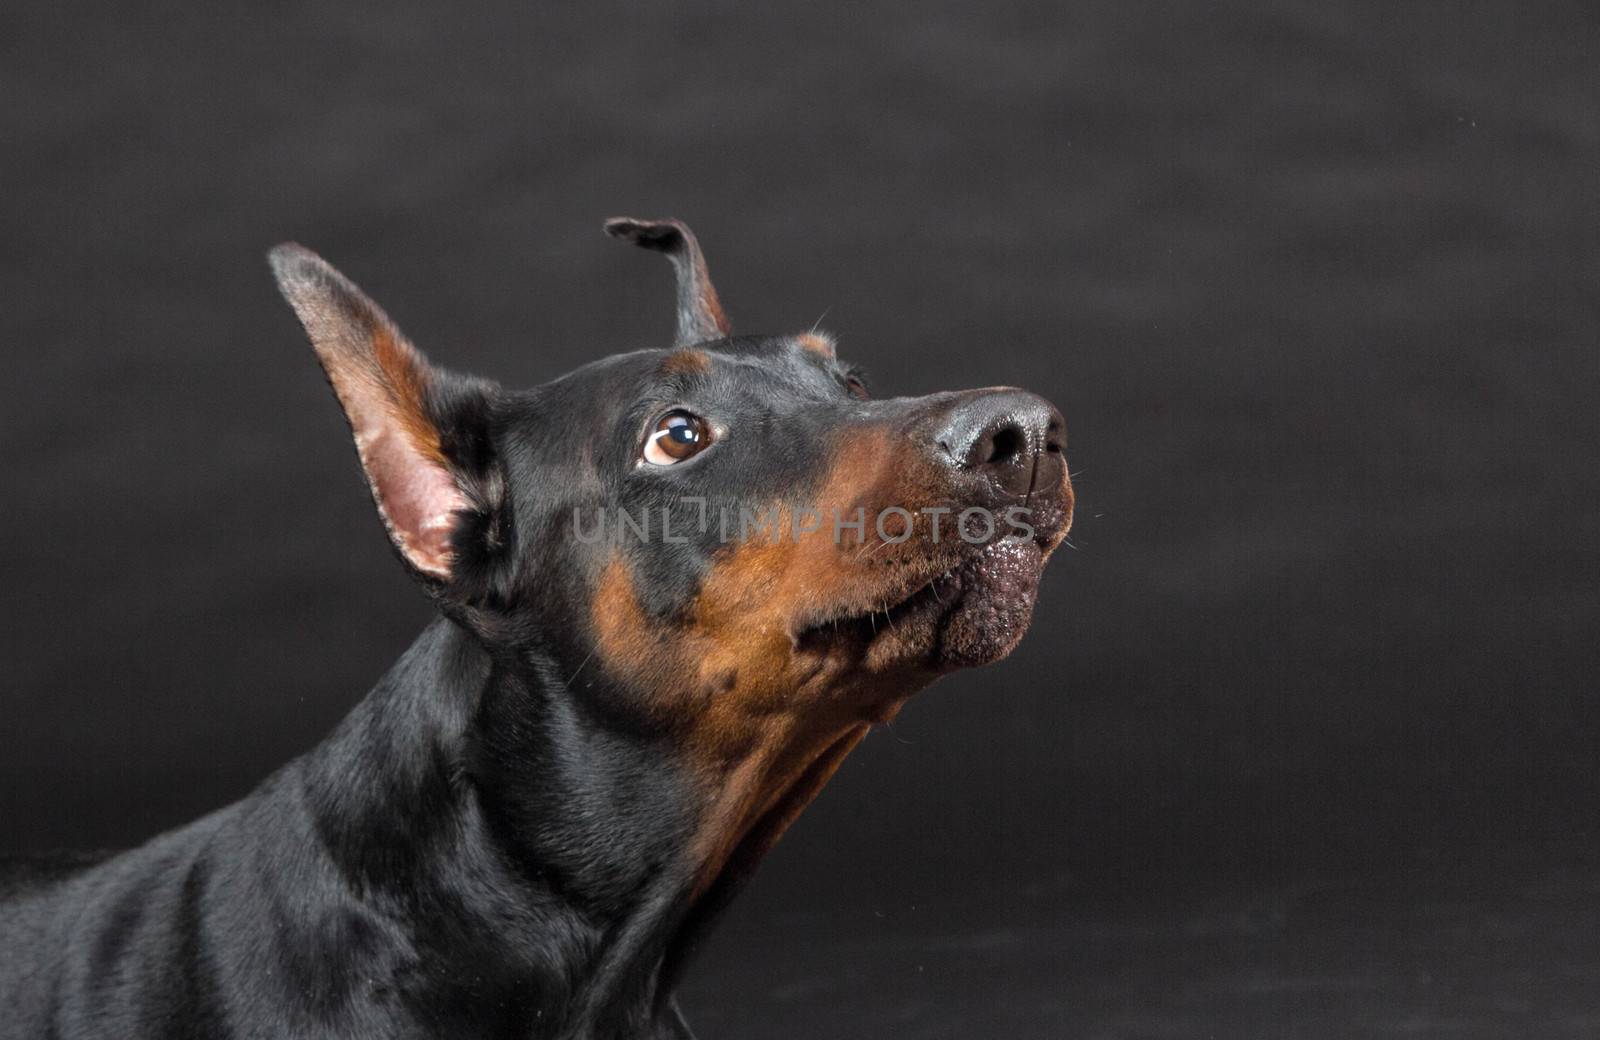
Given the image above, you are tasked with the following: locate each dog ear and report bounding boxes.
[604,217,731,347]
[268,244,502,587]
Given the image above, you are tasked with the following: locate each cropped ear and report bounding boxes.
[605,217,732,347]
[268,244,503,587]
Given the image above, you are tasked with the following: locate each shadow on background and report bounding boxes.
[2,1,1596,1035]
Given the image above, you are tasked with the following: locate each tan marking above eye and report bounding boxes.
[658,349,712,376]
[642,409,712,466]
[794,331,836,360]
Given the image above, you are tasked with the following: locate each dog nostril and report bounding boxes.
[933,391,1063,490]
[983,424,1027,466]
[1043,418,1065,455]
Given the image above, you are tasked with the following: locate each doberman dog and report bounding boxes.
[0,219,1072,1039]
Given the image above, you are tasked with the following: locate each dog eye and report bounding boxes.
[845,376,870,401]
[642,410,712,466]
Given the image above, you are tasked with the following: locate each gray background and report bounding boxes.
[3,1,1598,1035]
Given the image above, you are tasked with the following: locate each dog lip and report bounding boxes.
[793,534,1038,647]
[793,547,967,640]
[794,580,934,644]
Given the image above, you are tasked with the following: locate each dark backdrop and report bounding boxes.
[3,1,1598,1035]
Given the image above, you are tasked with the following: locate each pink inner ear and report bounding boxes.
[349,402,467,582]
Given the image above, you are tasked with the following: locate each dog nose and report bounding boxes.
[935,389,1066,500]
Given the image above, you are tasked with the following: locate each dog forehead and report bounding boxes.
[527,337,844,416]
[698,335,848,394]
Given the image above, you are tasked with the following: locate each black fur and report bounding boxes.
[0,222,1071,1039]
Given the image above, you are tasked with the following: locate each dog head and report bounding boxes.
[269,219,1072,888]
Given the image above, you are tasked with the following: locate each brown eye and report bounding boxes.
[845,375,869,400]
[642,410,712,466]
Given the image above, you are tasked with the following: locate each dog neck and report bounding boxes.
[284,616,851,1037]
